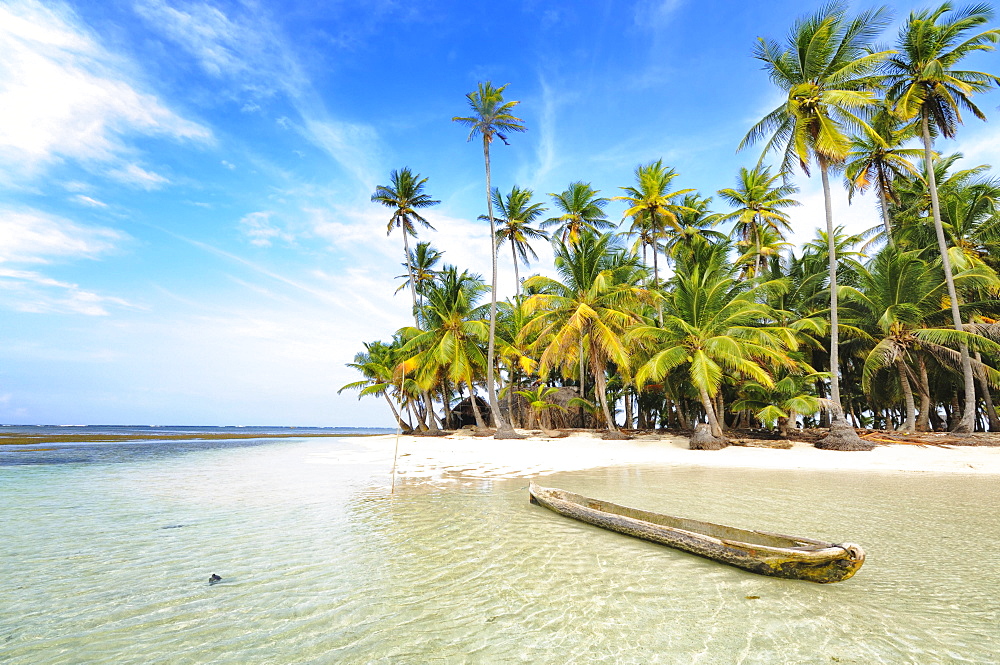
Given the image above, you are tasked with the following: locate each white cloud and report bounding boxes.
[239,211,295,247]
[72,195,107,208]
[0,0,211,181]
[0,268,135,316]
[0,207,124,264]
[107,163,170,190]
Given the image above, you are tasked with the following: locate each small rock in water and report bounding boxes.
[209,574,222,585]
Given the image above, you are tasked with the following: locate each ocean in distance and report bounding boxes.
[1,430,998,663]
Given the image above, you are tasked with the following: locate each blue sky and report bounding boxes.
[2,0,1000,426]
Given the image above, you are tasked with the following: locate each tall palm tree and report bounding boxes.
[843,106,922,246]
[717,165,800,277]
[884,2,1000,431]
[489,186,549,297]
[740,3,891,449]
[614,160,695,288]
[542,182,615,245]
[372,168,441,325]
[372,168,441,431]
[453,82,527,438]
[521,232,648,436]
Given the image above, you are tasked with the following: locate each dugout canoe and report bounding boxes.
[528,483,865,583]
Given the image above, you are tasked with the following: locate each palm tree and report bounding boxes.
[521,232,648,436]
[372,168,440,325]
[846,247,1000,431]
[660,193,727,264]
[843,106,922,246]
[542,182,615,245]
[489,186,549,297]
[740,4,891,450]
[339,339,412,431]
[884,2,1000,431]
[399,266,491,429]
[628,259,797,441]
[453,82,527,438]
[717,165,799,277]
[395,241,443,314]
[372,168,442,431]
[614,160,695,288]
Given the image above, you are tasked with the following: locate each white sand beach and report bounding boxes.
[333,430,1000,482]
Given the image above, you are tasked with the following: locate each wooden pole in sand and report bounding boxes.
[391,425,401,494]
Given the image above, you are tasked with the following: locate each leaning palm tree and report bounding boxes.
[372,168,442,431]
[884,2,1000,431]
[542,182,615,245]
[489,186,549,297]
[717,165,800,277]
[453,82,527,438]
[740,3,892,450]
[340,339,412,431]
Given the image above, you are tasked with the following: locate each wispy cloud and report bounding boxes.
[633,0,685,29]
[0,207,125,264]
[0,0,211,183]
[238,211,295,247]
[0,268,136,316]
[107,163,171,190]
[132,0,383,188]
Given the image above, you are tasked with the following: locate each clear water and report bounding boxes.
[1,436,997,664]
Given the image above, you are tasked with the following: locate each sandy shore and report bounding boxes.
[330,430,1000,483]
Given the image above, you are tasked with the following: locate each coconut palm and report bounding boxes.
[740,3,891,449]
[339,339,412,431]
[843,106,922,246]
[717,165,800,277]
[399,266,491,429]
[372,168,442,431]
[614,160,696,287]
[660,193,727,264]
[884,2,1000,431]
[372,168,441,325]
[542,182,615,245]
[628,259,797,440]
[453,82,527,438]
[521,232,648,435]
[395,241,444,314]
[488,186,549,297]
[845,247,1000,431]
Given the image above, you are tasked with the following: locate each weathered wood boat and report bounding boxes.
[528,483,865,583]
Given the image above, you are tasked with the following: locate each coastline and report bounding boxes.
[332,430,1000,481]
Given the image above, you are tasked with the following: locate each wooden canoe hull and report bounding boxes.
[528,483,865,584]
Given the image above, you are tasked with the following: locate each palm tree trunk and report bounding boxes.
[468,384,486,428]
[877,185,893,247]
[916,354,931,432]
[384,394,410,431]
[512,242,521,297]
[422,391,439,431]
[921,112,977,433]
[699,387,724,438]
[974,350,1000,431]
[402,231,419,326]
[592,362,618,432]
[896,359,916,432]
[821,163,846,422]
[482,137,515,436]
[623,388,633,429]
[651,239,664,326]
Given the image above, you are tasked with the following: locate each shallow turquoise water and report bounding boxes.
[1,437,997,664]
